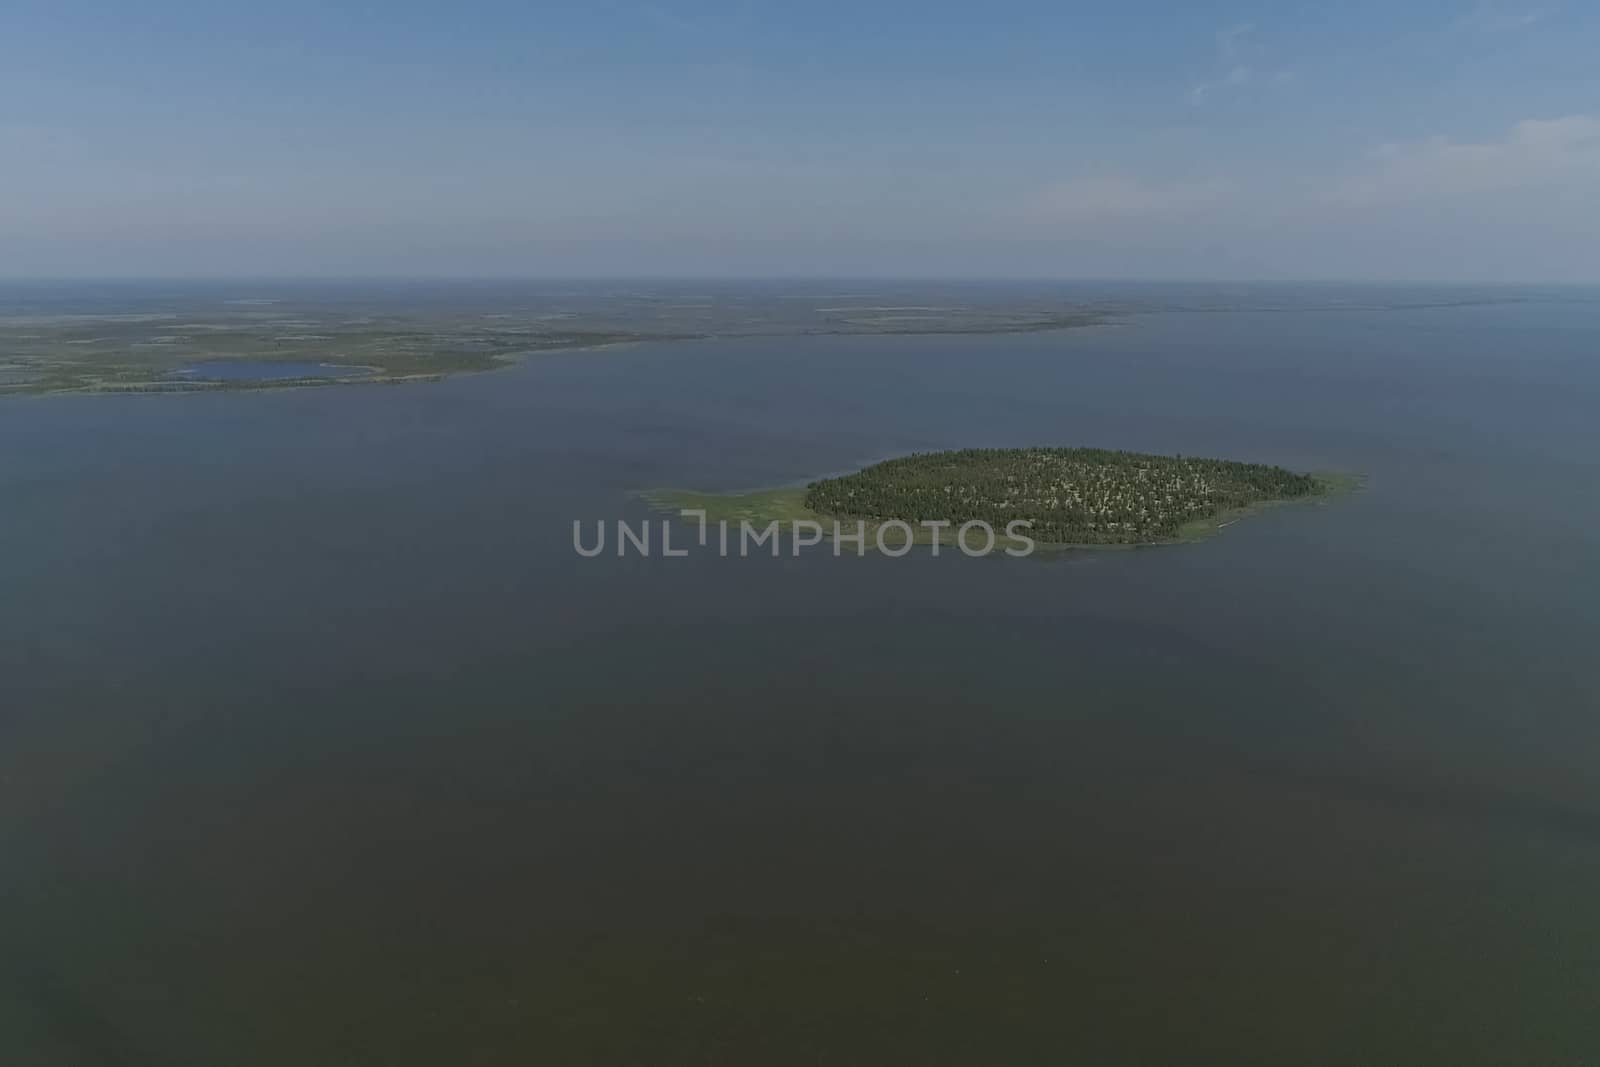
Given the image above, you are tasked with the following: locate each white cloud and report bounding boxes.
[1189,22,1293,106]
[1457,1,1548,33]
[1191,65,1254,104]
[1217,23,1255,61]
[1007,116,1600,275]
[1327,115,1600,205]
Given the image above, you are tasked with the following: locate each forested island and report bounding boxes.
[649,447,1353,549]
[810,448,1335,544]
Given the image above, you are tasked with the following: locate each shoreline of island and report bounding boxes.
[641,451,1361,554]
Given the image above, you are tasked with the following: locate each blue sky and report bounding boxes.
[4,1,1598,279]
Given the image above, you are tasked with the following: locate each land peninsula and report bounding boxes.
[0,285,1107,396]
[647,447,1354,550]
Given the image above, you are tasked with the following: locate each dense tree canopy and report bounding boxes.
[805,448,1324,545]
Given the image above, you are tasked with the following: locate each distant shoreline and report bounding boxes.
[0,313,1107,397]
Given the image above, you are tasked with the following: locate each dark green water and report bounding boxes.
[3,284,1599,1064]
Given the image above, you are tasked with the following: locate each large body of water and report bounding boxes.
[3,283,1598,1064]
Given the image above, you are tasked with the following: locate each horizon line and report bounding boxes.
[2,274,1599,287]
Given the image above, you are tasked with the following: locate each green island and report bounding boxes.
[646,447,1357,550]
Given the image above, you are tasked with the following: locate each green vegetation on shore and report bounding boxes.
[0,291,1107,396]
[0,319,642,395]
[647,448,1355,550]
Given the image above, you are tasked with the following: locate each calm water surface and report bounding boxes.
[2,286,1599,1064]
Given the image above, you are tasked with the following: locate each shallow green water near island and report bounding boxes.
[2,281,1599,1064]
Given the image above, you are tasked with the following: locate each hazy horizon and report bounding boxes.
[5,274,1600,287]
